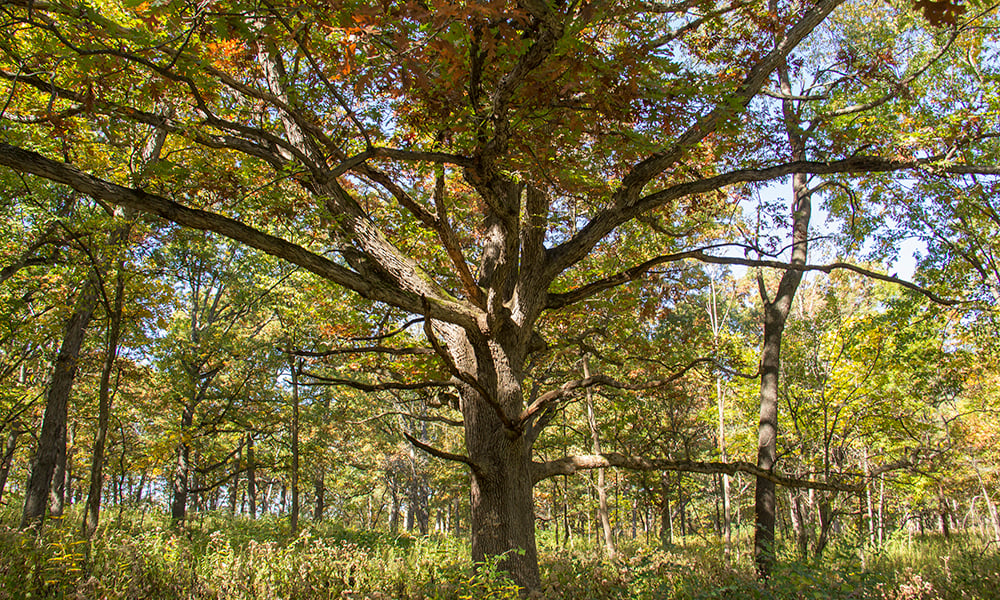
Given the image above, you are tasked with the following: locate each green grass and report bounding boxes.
[0,506,996,599]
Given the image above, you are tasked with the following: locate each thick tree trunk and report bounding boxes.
[21,283,97,531]
[466,433,538,588]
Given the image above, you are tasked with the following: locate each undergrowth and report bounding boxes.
[0,506,996,599]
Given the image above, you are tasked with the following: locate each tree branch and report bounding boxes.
[0,142,481,329]
[282,345,435,358]
[531,453,862,492]
[300,370,455,392]
[347,411,463,427]
[403,431,482,477]
[519,358,714,428]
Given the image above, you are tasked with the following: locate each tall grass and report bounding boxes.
[0,505,996,599]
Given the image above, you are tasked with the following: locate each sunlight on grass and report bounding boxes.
[1,506,997,599]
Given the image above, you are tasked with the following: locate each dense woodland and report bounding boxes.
[1,0,1000,597]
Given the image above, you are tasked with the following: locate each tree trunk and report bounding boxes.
[246,433,257,518]
[83,256,127,536]
[814,494,834,558]
[583,354,616,559]
[21,283,97,531]
[0,429,20,505]
[660,474,672,548]
[313,466,326,521]
[170,403,194,525]
[939,491,951,539]
[790,491,809,559]
[289,357,301,535]
[754,55,810,576]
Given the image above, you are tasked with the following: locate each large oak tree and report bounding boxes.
[1,0,998,588]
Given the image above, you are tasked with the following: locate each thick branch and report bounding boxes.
[0,143,480,328]
[403,432,482,477]
[300,371,454,392]
[282,345,435,358]
[546,153,1000,294]
[347,411,463,427]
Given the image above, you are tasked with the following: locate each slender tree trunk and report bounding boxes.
[583,354,616,559]
[170,403,194,525]
[939,490,951,539]
[815,494,834,558]
[313,467,326,521]
[21,283,97,531]
[790,491,808,559]
[754,56,810,578]
[247,433,257,518]
[289,357,301,535]
[228,448,241,515]
[708,276,733,556]
[660,474,672,548]
[973,460,1000,544]
[0,429,20,505]
[83,254,127,536]
[389,479,401,535]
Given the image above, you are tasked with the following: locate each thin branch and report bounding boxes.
[686,251,960,305]
[519,357,714,427]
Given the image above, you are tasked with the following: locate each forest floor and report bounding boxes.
[0,507,996,599]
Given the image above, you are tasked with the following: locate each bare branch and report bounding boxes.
[686,251,960,305]
[531,453,862,492]
[519,358,714,428]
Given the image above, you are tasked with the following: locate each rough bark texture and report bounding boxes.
[21,283,97,531]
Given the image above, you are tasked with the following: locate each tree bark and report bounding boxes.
[289,357,301,535]
[0,429,20,505]
[83,248,128,536]
[21,282,97,531]
[247,433,257,518]
[583,354,616,559]
[170,403,194,525]
[754,54,810,579]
